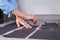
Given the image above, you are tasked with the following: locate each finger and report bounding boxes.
[32,16,37,24]
[16,20,20,28]
[33,18,37,24]
[23,21,32,29]
[18,18,32,29]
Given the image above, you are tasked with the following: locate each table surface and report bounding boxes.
[0,20,60,40]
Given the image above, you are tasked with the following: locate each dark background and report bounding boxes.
[0,9,3,24]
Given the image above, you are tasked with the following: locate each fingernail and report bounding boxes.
[18,25,20,28]
[30,27,32,29]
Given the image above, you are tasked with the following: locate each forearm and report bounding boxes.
[12,9,27,18]
[12,9,36,24]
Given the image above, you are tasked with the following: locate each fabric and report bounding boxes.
[0,0,18,17]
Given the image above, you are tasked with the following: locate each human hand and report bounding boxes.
[16,16,32,29]
[12,9,37,25]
